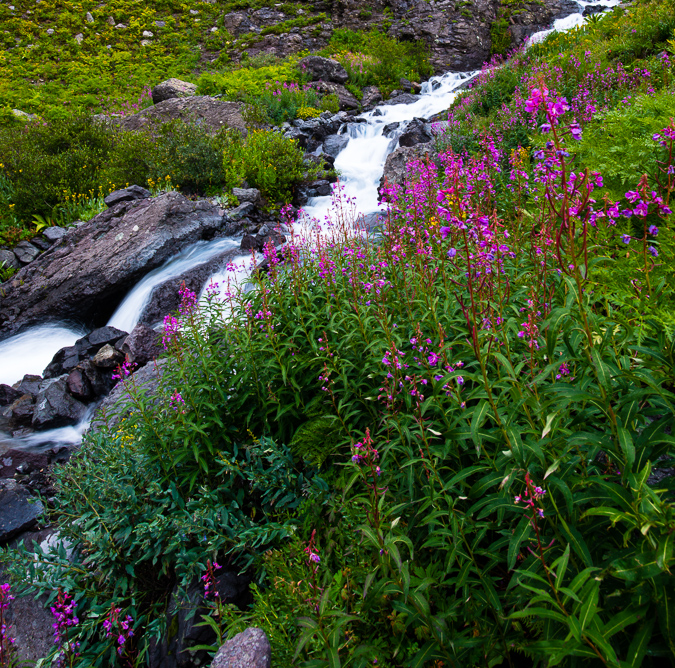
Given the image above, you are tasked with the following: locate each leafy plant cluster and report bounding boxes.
[0,116,325,244]
[322,29,433,96]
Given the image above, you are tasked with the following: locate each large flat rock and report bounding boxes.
[0,192,226,338]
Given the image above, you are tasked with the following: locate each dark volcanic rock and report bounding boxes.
[32,376,87,430]
[322,134,349,158]
[0,249,20,271]
[382,122,400,138]
[121,324,163,366]
[232,188,262,206]
[13,241,40,264]
[13,375,42,397]
[0,479,44,543]
[298,55,348,84]
[66,367,94,401]
[380,143,433,194]
[583,3,605,16]
[43,226,66,243]
[0,384,22,407]
[119,97,246,135]
[0,192,226,338]
[104,185,151,208]
[398,118,433,148]
[0,395,34,431]
[382,93,419,106]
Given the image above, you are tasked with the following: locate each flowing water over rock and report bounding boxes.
[0,0,618,451]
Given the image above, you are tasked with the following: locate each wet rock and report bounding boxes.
[583,3,605,15]
[240,234,263,252]
[13,241,40,264]
[382,122,400,138]
[5,589,54,664]
[104,184,151,208]
[0,250,20,271]
[322,134,349,158]
[380,142,433,194]
[119,97,246,135]
[210,627,271,668]
[66,367,93,401]
[0,449,50,479]
[0,395,35,431]
[30,237,51,252]
[32,376,87,430]
[13,375,42,397]
[42,346,80,379]
[362,85,382,108]
[382,93,419,106]
[152,78,198,104]
[86,326,128,349]
[232,188,262,206]
[283,127,308,148]
[298,55,348,84]
[399,78,422,94]
[398,118,432,147]
[0,192,225,338]
[309,179,332,196]
[230,202,256,220]
[0,479,44,543]
[0,384,22,407]
[121,324,162,366]
[92,344,124,368]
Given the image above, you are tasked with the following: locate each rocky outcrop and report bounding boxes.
[398,118,433,148]
[0,192,227,337]
[210,628,271,668]
[379,143,434,195]
[152,78,198,104]
[0,478,44,543]
[299,55,348,84]
[119,97,246,134]
[314,82,359,110]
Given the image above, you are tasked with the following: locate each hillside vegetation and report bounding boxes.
[2,0,675,667]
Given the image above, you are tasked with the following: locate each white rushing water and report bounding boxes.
[107,236,240,332]
[1,0,620,450]
[0,325,86,387]
[527,0,621,45]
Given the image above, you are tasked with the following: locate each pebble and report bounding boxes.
[74,32,83,43]
[46,28,54,35]
[142,30,153,37]
[85,11,93,22]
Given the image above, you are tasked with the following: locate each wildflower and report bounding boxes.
[447,247,457,259]
[428,352,439,366]
[621,234,631,244]
[569,122,582,140]
[648,225,659,236]
[649,245,659,257]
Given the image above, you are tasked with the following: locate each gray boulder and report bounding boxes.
[583,3,605,15]
[322,134,349,158]
[232,188,262,206]
[121,324,162,366]
[298,55,348,84]
[382,93,419,106]
[0,395,34,432]
[32,376,87,430]
[0,192,226,338]
[13,241,40,264]
[0,479,44,543]
[0,249,20,271]
[379,143,433,196]
[314,82,359,110]
[13,375,42,397]
[43,226,66,243]
[104,185,151,208]
[0,384,22,406]
[229,202,256,220]
[362,86,382,109]
[119,96,246,135]
[152,78,198,104]
[92,344,125,368]
[382,122,400,138]
[398,118,432,147]
[210,628,271,668]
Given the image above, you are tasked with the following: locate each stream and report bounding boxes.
[0,0,618,451]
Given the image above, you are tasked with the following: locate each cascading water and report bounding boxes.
[0,0,619,450]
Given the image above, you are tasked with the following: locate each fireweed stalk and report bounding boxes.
[51,590,80,668]
[102,604,136,666]
[0,584,16,668]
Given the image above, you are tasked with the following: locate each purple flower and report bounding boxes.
[447,247,457,259]
[625,190,640,203]
[621,234,631,244]
[439,226,452,239]
[569,122,582,140]
[428,352,439,366]
[649,245,659,257]
[633,201,649,217]
[648,225,659,236]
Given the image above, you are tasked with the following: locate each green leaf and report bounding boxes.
[578,580,599,631]
[471,400,491,451]
[508,516,532,571]
[625,618,654,668]
[617,426,636,469]
[656,584,675,657]
[510,607,568,624]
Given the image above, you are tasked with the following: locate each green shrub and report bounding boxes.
[225,129,308,203]
[490,18,512,56]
